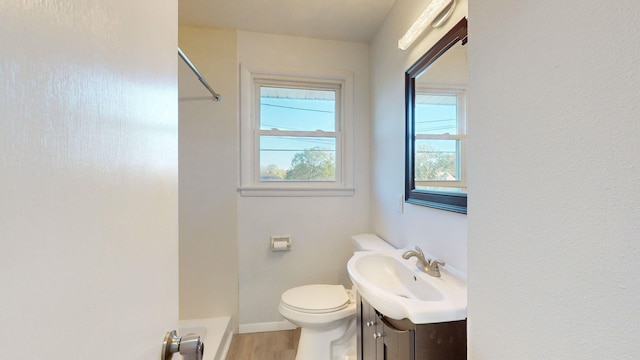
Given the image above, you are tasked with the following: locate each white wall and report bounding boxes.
[467,0,640,358]
[237,31,371,327]
[1,1,178,358]
[178,27,239,324]
[370,0,469,274]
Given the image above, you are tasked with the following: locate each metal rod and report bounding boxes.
[178,47,221,102]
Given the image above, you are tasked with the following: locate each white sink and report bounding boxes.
[347,250,467,324]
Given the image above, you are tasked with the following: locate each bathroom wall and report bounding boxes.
[467,0,640,358]
[236,31,371,329]
[369,0,469,275]
[178,27,239,324]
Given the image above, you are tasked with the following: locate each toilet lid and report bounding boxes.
[281,284,350,314]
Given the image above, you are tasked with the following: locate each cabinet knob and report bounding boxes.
[366,320,376,327]
[373,332,383,339]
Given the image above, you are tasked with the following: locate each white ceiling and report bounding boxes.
[179,0,397,42]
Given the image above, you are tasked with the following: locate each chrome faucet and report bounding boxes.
[402,246,446,277]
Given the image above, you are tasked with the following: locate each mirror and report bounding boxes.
[405,17,468,214]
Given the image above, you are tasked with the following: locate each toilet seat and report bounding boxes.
[281,284,350,314]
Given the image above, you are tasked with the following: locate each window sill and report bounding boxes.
[238,187,355,197]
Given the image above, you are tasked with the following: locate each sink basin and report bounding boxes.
[347,250,467,324]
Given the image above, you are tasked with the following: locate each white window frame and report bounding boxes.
[414,86,467,190]
[239,64,354,197]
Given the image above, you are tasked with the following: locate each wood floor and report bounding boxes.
[225,329,300,360]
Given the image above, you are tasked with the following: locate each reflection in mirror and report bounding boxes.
[415,42,467,191]
[405,18,468,214]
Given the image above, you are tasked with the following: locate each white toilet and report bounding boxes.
[278,234,394,360]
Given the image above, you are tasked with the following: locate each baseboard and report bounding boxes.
[239,320,297,334]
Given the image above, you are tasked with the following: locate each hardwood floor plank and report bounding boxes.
[226,333,255,360]
[225,329,300,360]
[262,330,294,351]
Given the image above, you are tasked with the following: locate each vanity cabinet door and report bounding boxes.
[413,319,467,360]
[358,294,379,360]
[379,314,415,360]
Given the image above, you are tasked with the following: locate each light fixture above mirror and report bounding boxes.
[398,0,458,50]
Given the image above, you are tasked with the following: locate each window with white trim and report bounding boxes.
[414,87,466,192]
[239,64,354,196]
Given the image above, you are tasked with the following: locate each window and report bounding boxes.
[258,84,339,182]
[414,88,466,192]
[240,64,354,196]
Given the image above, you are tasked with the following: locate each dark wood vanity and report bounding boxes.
[357,293,467,360]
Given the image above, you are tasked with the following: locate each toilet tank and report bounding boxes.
[351,234,395,252]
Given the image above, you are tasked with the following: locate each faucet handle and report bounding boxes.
[428,259,446,277]
[414,246,431,263]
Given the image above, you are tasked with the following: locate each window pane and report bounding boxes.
[259,136,336,182]
[415,94,458,135]
[260,86,336,132]
[414,139,459,183]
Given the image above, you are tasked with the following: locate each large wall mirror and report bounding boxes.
[405,17,468,214]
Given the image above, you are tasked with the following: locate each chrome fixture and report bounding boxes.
[178,47,221,102]
[162,330,204,360]
[402,246,446,277]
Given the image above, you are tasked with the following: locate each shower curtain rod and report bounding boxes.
[178,47,221,102]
